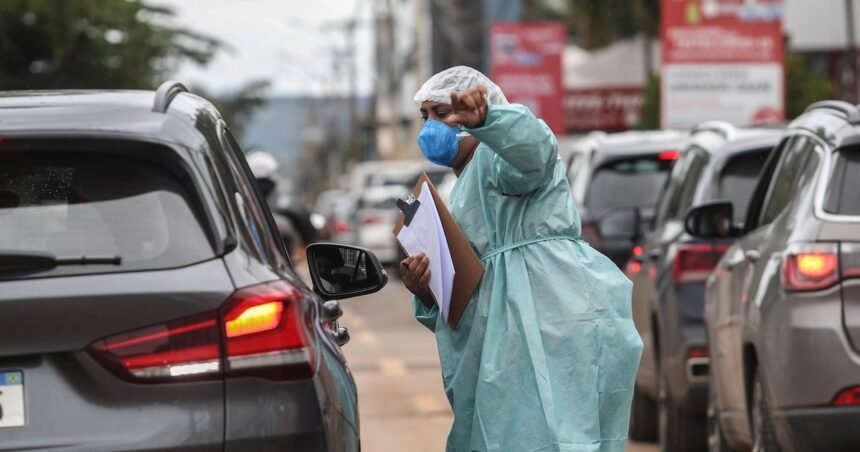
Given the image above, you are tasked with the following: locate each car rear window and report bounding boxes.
[0,149,214,277]
[585,156,673,218]
[824,147,860,215]
[717,149,769,222]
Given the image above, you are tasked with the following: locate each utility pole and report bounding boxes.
[846,0,858,103]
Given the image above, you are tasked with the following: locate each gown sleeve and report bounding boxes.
[412,295,439,331]
[465,103,558,195]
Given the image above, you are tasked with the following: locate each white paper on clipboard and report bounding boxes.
[395,182,456,321]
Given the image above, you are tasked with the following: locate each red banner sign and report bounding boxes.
[565,87,645,132]
[490,22,566,133]
[661,0,785,128]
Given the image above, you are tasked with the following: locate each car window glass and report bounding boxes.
[760,137,817,225]
[567,153,582,183]
[824,146,860,215]
[221,129,285,268]
[717,150,770,223]
[675,150,709,220]
[656,148,706,224]
[0,149,213,277]
[585,156,674,219]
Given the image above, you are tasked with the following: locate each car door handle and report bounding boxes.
[745,250,761,263]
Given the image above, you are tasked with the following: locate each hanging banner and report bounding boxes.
[661,0,785,128]
[490,22,566,133]
[565,87,645,132]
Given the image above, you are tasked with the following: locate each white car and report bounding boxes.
[355,185,409,265]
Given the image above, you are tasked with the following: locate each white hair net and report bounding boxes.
[414,66,509,106]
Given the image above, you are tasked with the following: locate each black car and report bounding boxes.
[570,130,687,267]
[0,82,386,451]
[616,122,781,451]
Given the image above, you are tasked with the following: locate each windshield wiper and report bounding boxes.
[0,251,122,274]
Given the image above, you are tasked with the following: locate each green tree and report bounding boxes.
[193,80,272,144]
[785,52,832,119]
[526,0,658,50]
[0,0,220,90]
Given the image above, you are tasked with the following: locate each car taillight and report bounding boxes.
[361,213,383,225]
[334,219,350,233]
[581,222,601,246]
[833,386,860,406]
[88,281,317,383]
[659,150,680,161]
[781,243,840,292]
[221,281,317,380]
[89,312,222,382]
[673,244,729,284]
[625,246,644,275]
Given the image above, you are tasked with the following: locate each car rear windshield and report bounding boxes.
[716,149,770,222]
[0,149,214,277]
[585,156,673,218]
[824,147,860,215]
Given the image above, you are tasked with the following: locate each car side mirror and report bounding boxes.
[597,207,641,241]
[684,201,739,239]
[307,243,388,300]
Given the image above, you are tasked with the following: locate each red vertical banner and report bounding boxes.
[490,22,566,134]
[661,0,785,128]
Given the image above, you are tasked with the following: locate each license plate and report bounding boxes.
[0,371,26,428]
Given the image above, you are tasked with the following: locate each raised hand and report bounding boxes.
[444,86,488,129]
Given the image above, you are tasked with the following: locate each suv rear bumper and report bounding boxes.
[662,283,709,414]
[773,406,860,451]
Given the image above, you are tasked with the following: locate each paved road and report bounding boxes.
[340,272,658,452]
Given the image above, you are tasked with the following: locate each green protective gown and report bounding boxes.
[412,103,644,452]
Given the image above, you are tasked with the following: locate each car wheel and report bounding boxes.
[707,378,734,452]
[752,369,781,452]
[629,386,658,442]
[658,365,706,452]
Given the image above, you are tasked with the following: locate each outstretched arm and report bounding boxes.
[444,87,558,195]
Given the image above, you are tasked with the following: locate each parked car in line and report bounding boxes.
[355,185,409,266]
[687,101,860,452]
[613,122,781,450]
[570,130,687,267]
[0,82,387,451]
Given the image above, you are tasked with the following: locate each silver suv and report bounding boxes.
[687,101,860,451]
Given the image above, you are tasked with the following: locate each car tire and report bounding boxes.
[658,367,706,452]
[752,369,781,452]
[629,387,658,442]
[707,378,735,452]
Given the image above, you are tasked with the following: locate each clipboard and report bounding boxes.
[393,172,484,328]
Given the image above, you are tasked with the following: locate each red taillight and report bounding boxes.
[782,243,840,292]
[673,244,729,284]
[581,222,601,246]
[360,214,383,225]
[334,219,350,233]
[688,347,709,359]
[221,281,317,380]
[89,281,317,383]
[625,246,644,275]
[89,313,222,382]
[833,386,860,406]
[659,150,680,161]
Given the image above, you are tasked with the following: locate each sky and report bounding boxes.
[152,0,376,97]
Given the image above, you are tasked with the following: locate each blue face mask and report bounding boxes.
[417,119,464,166]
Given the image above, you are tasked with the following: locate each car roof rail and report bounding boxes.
[152,80,188,113]
[804,100,860,123]
[690,120,736,140]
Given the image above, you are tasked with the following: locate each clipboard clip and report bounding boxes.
[396,194,421,227]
